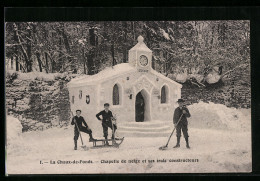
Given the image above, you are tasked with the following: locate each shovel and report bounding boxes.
[111,116,119,147]
[71,111,88,151]
[159,114,183,150]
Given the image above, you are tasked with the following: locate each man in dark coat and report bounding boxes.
[71,110,95,150]
[96,103,117,145]
[173,99,191,149]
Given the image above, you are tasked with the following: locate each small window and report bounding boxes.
[86,95,90,104]
[113,84,120,105]
[161,85,169,104]
[72,96,75,104]
[79,90,82,99]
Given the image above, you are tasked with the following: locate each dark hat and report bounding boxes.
[76,109,81,112]
[177,99,185,103]
[104,103,110,107]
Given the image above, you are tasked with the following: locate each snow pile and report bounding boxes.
[176,73,188,83]
[188,102,251,131]
[160,28,170,40]
[6,116,23,145]
[6,116,23,149]
[6,116,32,156]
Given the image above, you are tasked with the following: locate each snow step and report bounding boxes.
[119,125,171,132]
[117,120,173,137]
[117,130,171,137]
[118,121,171,128]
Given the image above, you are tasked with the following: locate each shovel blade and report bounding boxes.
[113,143,120,148]
[159,145,168,150]
[81,145,88,151]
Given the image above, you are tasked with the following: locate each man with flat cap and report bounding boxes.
[173,99,191,149]
[71,109,96,150]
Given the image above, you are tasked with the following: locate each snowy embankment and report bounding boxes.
[188,102,250,131]
[5,116,30,156]
[6,102,251,174]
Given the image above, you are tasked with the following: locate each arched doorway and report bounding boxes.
[135,89,151,122]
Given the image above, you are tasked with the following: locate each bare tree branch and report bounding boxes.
[221,63,249,79]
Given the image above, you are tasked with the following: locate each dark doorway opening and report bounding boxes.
[135,92,145,122]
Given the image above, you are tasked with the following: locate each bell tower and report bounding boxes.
[128,36,153,72]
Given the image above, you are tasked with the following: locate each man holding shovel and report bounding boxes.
[173,99,191,149]
[71,110,96,150]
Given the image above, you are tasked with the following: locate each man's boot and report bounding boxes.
[89,134,96,142]
[111,132,117,139]
[173,136,180,148]
[74,140,77,150]
[111,133,120,140]
[104,136,109,146]
[185,137,190,149]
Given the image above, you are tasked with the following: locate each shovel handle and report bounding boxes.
[71,111,85,146]
[165,114,183,147]
[111,117,116,143]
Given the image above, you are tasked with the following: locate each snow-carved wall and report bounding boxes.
[6,71,73,132]
[68,68,181,133]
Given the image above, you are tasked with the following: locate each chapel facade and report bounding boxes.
[68,36,182,131]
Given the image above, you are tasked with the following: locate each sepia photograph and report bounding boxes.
[5,20,251,174]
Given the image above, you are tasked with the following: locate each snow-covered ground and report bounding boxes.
[6,102,251,174]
